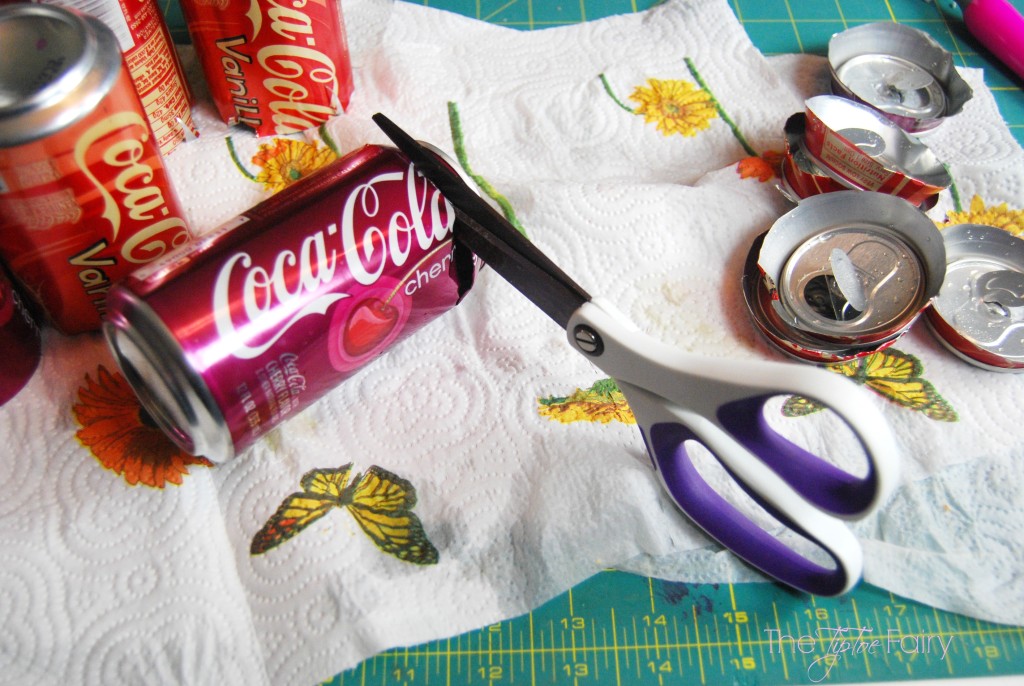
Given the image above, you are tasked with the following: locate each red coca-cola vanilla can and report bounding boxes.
[179,0,354,136]
[103,144,477,462]
[0,3,193,334]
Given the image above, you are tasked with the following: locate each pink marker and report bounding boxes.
[954,0,1024,80]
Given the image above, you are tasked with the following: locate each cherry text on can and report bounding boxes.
[0,4,193,334]
[104,144,476,463]
[179,0,354,136]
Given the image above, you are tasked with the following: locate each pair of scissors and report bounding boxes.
[372,113,899,596]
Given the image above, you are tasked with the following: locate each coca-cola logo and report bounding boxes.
[214,163,454,359]
[73,112,191,264]
[249,0,341,133]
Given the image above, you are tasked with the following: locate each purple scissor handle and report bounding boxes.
[372,112,899,596]
[569,300,897,596]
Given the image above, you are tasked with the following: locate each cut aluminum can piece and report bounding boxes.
[925,223,1024,372]
[780,113,854,203]
[828,21,973,133]
[742,232,905,364]
[803,95,952,208]
[755,191,946,350]
[780,111,940,211]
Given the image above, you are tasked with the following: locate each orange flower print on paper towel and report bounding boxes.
[72,366,212,488]
[737,150,784,183]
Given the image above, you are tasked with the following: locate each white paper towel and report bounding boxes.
[1,1,1022,684]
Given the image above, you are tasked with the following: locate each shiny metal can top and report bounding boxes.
[926,224,1024,371]
[828,21,973,132]
[802,95,951,208]
[756,191,946,347]
[778,225,925,340]
[0,3,122,147]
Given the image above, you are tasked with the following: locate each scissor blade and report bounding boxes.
[451,210,588,327]
[372,113,591,328]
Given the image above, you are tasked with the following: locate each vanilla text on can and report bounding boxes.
[179,0,354,136]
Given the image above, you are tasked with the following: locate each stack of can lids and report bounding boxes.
[743,191,947,363]
[779,22,972,209]
[745,22,1024,372]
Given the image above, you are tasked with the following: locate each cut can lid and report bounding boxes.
[828,22,973,132]
[926,224,1024,372]
[803,95,951,207]
[746,191,946,360]
[779,111,939,210]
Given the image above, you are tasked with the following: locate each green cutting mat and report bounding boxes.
[321,570,1024,685]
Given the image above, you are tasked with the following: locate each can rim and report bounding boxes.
[741,231,905,363]
[756,191,945,344]
[827,21,973,131]
[0,4,122,146]
[103,287,234,463]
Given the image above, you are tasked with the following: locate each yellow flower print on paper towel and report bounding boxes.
[252,138,337,193]
[538,378,636,425]
[228,133,338,193]
[940,195,1024,237]
[629,78,717,138]
[601,58,782,181]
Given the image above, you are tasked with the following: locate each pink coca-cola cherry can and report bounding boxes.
[103,143,477,462]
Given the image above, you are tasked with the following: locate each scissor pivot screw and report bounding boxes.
[573,325,603,356]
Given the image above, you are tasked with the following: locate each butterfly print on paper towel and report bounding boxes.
[251,463,439,565]
[783,348,957,422]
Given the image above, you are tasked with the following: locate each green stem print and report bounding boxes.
[683,57,757,157]
[598,56,756,157]
[599,73,637,113]
[447,101,527,236]
[226,136,258,181]
[319,123,342,156]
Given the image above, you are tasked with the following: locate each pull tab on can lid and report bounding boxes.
[926,224,1024,372]
[778,225,925,342]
